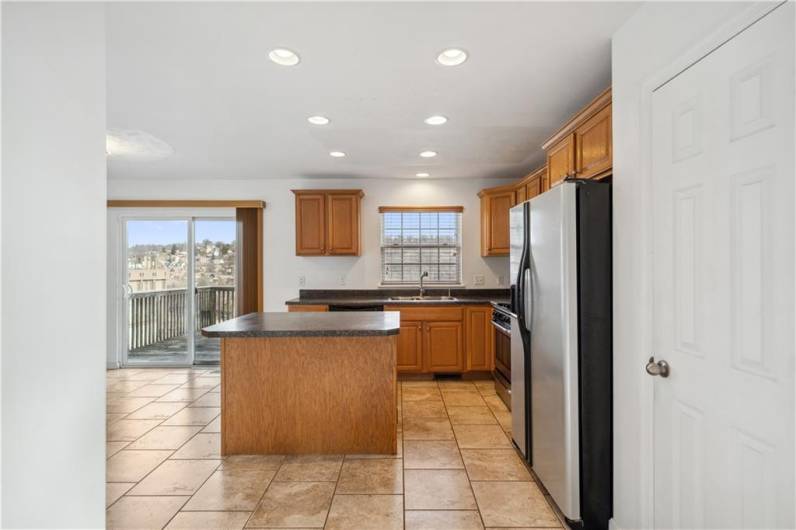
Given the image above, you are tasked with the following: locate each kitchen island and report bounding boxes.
[202,311,400,455]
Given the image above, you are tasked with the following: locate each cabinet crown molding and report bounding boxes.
[541,86,611,150]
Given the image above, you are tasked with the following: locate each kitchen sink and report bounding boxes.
[388,295,458,302]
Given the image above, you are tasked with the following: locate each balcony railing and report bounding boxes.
[128,286,235,351]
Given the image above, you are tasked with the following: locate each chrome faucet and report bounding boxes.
[419,271,429,297]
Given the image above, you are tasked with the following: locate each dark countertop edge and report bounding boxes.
[201,312,401,338]
[202,328,400,338]
[285,298,509,307]
[285,298,509,306]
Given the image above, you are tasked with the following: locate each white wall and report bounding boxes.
[107,177,514,315]
[1,3,106,528]
[611,3,755,529]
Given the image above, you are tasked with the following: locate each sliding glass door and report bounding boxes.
[123,217,236,367]
[193,219,237,364]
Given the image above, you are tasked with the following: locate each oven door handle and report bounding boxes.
[491,320,511,336]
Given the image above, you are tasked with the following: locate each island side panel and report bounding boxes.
[221,335,397,455]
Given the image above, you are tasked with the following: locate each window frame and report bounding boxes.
[378,206,464,287]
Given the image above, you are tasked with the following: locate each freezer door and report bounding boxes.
[509,203,529,458]
[509,204,525,292]
[529,183,581,520]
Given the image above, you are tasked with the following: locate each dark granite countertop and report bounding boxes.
[285,288,510,307]
[201,311,401,338]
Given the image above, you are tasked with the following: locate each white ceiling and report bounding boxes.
[107,2,639,181]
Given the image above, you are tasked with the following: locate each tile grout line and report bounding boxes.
[437,380,489,529]
[241,457,288,529]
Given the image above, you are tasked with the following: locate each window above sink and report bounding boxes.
[379,206,463,286]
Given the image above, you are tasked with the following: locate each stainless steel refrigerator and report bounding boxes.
[509,180,612,530]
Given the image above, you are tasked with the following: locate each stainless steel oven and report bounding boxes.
[490,302,512,409]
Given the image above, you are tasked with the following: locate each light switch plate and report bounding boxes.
[473,274,485,286]
[497,275,505,286]
[298,275,306,287]
[338,275,346,286]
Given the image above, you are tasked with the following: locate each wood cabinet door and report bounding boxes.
[546,133,575,187]
[286,305,329,312]
[326,193,360,255]
[575,103,612,179]
[424,321,463,372]
[482,191,515,256]
[295,193,326,255]
[525,175,542,201]
[465,306,493,371]
[515,184,527,204]
[397,321,423,372]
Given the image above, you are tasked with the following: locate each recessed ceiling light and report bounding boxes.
[308,115,330,125]
[424,115,448,125]
[436,48,468,66]
[268,48,300,66]
[416,172,430,178]
[329,151,346,158]
[419,150,437,158]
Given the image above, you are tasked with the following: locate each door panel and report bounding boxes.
[425,321,463,372]
[651,5,794,527]
[194,219,237,364]
[125,219,191,365]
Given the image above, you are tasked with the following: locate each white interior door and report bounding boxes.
[650,4,794,528]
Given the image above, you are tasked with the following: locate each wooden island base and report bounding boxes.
[221,335,397,455]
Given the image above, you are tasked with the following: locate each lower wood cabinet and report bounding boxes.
[286,304,329,312]
[397,321,423,372]
[425,321,464,372]
[394,305,493,374]
[465,306,494,371]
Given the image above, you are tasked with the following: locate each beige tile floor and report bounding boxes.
[106,368,569,529]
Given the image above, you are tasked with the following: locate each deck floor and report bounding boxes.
[129,334,220,364]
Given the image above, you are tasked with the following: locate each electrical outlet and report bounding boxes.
[298,275,306,287]
[497,275,505,286]
[473,274,485,286]
[338,275,346,286]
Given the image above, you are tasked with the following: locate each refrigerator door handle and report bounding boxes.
[523,267,532,331]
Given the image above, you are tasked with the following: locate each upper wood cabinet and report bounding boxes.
[478,186,516,257]
[574,103,612,179]
[326,193,360,255]
[292,190,363,256]
[518,166,546,202]
[543,87,612,185]
[547,133,576,187]
[515,184,527,204]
